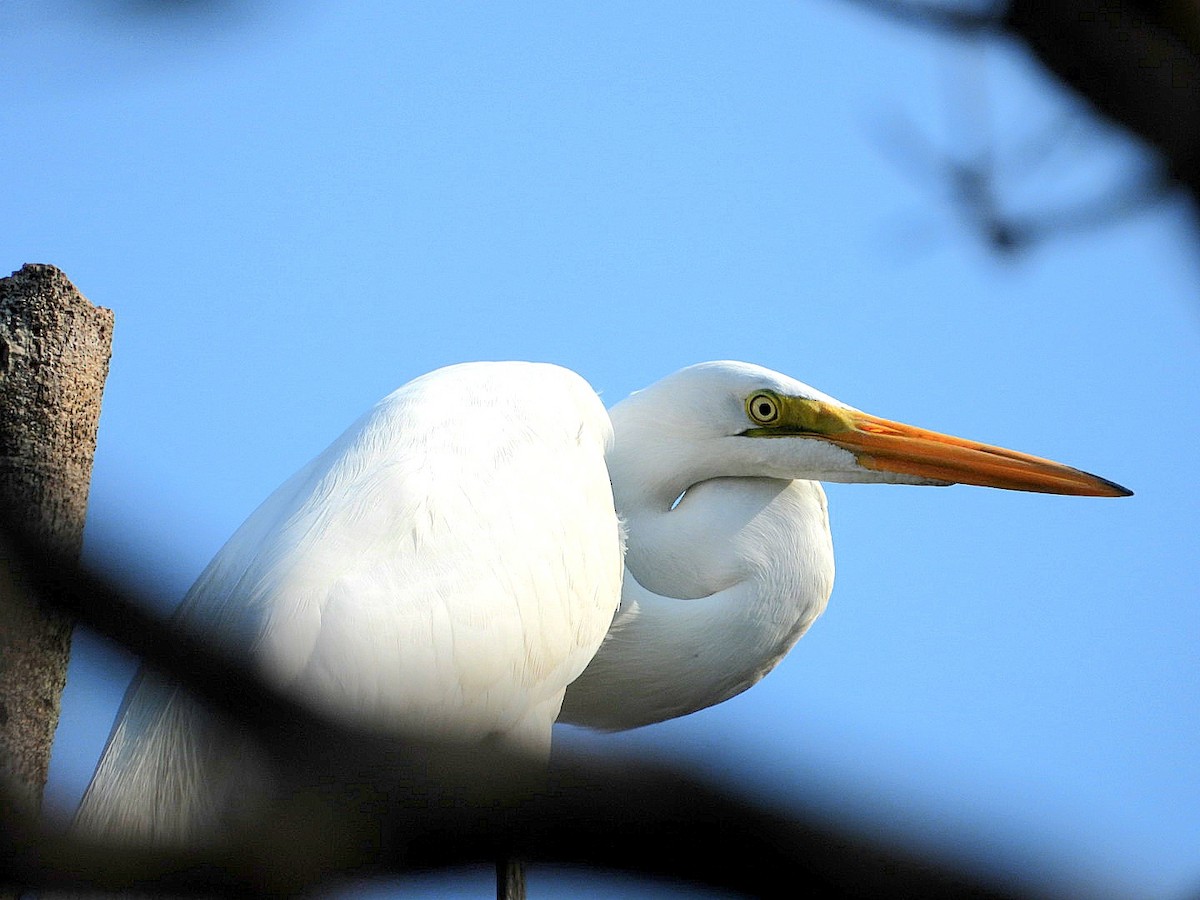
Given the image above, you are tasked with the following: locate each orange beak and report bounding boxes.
[825,411,1132,497]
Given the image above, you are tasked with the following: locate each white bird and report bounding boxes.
[75,359,1128,856]
[559,361,1128,729]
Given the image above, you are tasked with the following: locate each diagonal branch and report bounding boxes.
[0,513,1029,899]
[839,0,1005,33]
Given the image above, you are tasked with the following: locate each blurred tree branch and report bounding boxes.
[843,0,1004,32]
[0,512,1030,899]
[850,0,1199,250]
[1007,0,1200,197]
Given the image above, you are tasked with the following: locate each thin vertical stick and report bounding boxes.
[497,857,526,900]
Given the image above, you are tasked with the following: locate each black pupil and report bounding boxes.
[757,401,772,418]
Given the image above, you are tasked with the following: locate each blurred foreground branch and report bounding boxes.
[853,0,1199,250]
[1006,0,1200,200]
[0,514,1027,899]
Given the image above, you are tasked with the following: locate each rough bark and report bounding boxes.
[0,263,113,815]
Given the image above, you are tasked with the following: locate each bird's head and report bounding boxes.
[607,361,1131,507]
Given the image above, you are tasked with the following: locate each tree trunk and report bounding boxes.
[0,264,113,815]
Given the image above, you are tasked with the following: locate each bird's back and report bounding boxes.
[75,361,623,845]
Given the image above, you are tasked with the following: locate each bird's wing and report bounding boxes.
[76,361,624,845]
[73,670,267,845]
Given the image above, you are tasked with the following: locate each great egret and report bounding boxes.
[74,359,1128,875]
[560,360,1129,729]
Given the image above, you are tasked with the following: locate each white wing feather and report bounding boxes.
[76,361,623,844]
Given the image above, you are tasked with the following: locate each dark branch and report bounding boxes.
[1005,0,1200,193]
[0,511,1031,898]
[839,0,1004,33]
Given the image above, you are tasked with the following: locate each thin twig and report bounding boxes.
[838,0,1004,33]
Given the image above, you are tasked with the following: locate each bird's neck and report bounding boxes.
[559,476,834,731]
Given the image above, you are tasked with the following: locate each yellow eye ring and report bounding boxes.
[746,392,780,425]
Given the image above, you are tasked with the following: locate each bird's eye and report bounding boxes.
[746,392,780,425]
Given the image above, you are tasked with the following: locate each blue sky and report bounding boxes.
[8,2,1200,897]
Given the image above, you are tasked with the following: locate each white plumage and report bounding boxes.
[78,361,622,842]
[76,359,1127,847]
